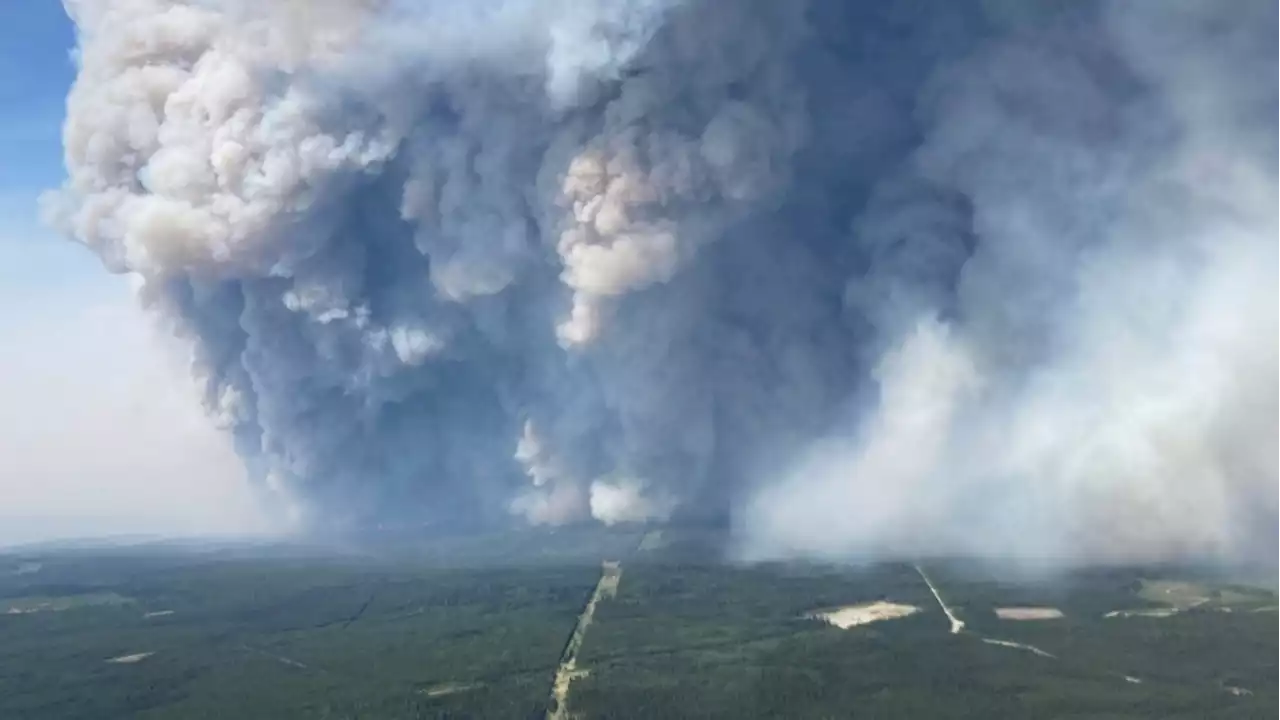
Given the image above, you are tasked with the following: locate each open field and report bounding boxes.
[811,601,921,629]
[994,607,1063,620]
[1,530,1275,719]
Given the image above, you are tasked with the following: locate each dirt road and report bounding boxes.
[915,564,965,634]
[547,561,621,720]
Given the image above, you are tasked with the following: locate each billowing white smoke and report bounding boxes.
[509,419,585,525]
[46,0,809,530]
[590,475,674,526]
[743,319,980,558]
[46,0,1276,563]
[741,0,1278,565]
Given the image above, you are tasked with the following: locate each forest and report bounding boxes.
[1,531,1275,719]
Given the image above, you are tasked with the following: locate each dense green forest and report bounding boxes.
[573,560,1277,719]
[0,542,602,719]
[1,531,1275,719]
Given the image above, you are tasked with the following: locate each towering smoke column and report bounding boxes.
[47,0,1277,563]
[739,0,1279,565]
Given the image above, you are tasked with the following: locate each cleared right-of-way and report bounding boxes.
[914,563,965,634]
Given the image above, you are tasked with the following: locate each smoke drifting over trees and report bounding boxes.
[46,0,1277,564]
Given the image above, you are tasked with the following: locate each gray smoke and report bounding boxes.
[46,0,1277,564]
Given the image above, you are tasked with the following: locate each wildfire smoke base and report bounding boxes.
[46,0,1277,566]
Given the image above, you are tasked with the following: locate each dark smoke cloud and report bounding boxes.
[46,0,1277,564]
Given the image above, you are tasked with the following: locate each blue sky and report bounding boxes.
[0,4,265,546]
[0,1,95,294]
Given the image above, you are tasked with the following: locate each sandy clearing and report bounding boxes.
[144,610,175,618]
[982,638,1056,659]
[1224,685,1252,696]
[811,602,920,629]
[1103,608,1178,618]
[995,607,1064,620]
[107,652,154,664]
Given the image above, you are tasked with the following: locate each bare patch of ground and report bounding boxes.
[981,638,1056,659]
[106,652,154,664]
[995,607,1063,620]
[1104,608,1178,618]
[1223,685,1252,696]
[810,602,920,629]
[421,682,482,698]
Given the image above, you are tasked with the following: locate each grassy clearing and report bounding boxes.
[1137,579,1275,610]
[1138,580,1214,609]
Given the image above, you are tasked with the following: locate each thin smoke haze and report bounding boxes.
[43,0,1277,566]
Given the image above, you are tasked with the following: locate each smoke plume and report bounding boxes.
[47,0,1277,564]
